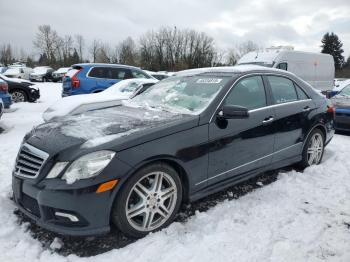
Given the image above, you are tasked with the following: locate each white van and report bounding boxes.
[238,46,335,91]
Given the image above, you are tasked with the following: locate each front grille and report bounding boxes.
[14,143,49,178]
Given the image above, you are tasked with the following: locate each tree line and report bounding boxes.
[0,25,349,76]
[0,25,261,70]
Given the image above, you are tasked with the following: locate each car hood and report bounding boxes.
[30,73,45,76]
[331,95,350,109]
[25,106,199,160]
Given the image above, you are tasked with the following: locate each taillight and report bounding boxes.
[0,82,8,92]
[71,69,81,89]
[327,105,336,117]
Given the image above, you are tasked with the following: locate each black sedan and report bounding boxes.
[0,75,40,103]
[12,66,334,238]
[331,84,350,131]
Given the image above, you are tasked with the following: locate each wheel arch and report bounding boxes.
[108,156,190,223]
[303,123,327,149]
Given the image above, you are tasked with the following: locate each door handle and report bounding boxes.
[303,106,311,112]
[262,116,274,125]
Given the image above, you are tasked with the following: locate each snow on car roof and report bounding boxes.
[175,65,284,77]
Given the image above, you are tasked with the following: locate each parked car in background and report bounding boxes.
[13,65,334,238]
[238,46,335,91]
[329,79,350,98]
[0,66,7,74]
[62,63,154,97]
[0,98,3,120]
[0,74,40,103]
[331,84,350,131]
[52,67,70,82]
[43,78,158,121]
[0,79,12,108]
[29,66,54,82]
[144,70,170,80]
[4,66,33,80]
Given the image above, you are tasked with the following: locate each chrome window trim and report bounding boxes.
[195,142,302,186]
[13,143,49,179]
[209,72,313,123]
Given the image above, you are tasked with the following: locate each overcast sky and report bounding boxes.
[0,0,349,59]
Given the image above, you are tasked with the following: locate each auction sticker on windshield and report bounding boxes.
[196,78,222,84]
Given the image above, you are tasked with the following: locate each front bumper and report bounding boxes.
[28,88,40,102]
[12,176,114,236]
[334,109,350,131]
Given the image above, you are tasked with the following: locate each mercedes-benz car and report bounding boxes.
[12,65,334,238]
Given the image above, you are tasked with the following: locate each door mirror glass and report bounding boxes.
[219,105,249,119]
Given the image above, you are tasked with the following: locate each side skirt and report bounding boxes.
[189,155,301,202]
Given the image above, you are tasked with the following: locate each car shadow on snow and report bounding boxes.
[14,166,300,257]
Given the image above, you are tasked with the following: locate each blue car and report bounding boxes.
[0,79,12,108]
[62,63,153,96]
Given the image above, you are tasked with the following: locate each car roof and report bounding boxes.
[72,63,141,70]
[175,65,292,77]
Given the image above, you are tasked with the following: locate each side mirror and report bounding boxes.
[218,105,249,119]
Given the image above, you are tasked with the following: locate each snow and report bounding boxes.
[43,78,158,121]
[0,74,32,84]
[54,67,70,74]
[32,67,49,75]
[0,82,350,261]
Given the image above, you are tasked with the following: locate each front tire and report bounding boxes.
[300,128,325,168]
[112,163,182,238]
[10,89,28,103]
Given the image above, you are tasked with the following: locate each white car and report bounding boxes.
[3,66,33,80]
[43,78,158,121]
[52,67,70,82]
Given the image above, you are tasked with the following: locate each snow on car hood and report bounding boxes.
[27,106,194,157]
[43,92,130,121]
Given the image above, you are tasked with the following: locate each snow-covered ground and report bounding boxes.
[0,83,349,262]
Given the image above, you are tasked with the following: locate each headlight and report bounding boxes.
[62,151,115,184]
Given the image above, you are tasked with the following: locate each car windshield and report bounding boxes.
[127,75,230,114]
[339,85,350,97]
[33,67,48,74]
[56,67,69,73]
[103,80,142,95]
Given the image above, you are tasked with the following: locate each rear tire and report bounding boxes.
[299,128,325,168]
[112,163,182,238]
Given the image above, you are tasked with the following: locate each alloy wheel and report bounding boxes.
[11,91,25,103]
[307,133,324,165]
[125,171,177,232]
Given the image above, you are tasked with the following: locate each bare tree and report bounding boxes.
[89,39,101,63]
[96,43,111,63]
[0,44,14,65]
[116,37,138,66]
[226,48,239,65]
[237,40,260,58]
[75,34,85,62]
[33,25,60,62]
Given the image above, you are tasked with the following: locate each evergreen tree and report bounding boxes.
[321,32,345,69]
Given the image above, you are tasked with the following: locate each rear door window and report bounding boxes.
[110,68,132,80]
[267,76,298,104]
[295,85,309,100]
[88,67,109,78]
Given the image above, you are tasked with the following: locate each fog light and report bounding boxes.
[55,211,79,222]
